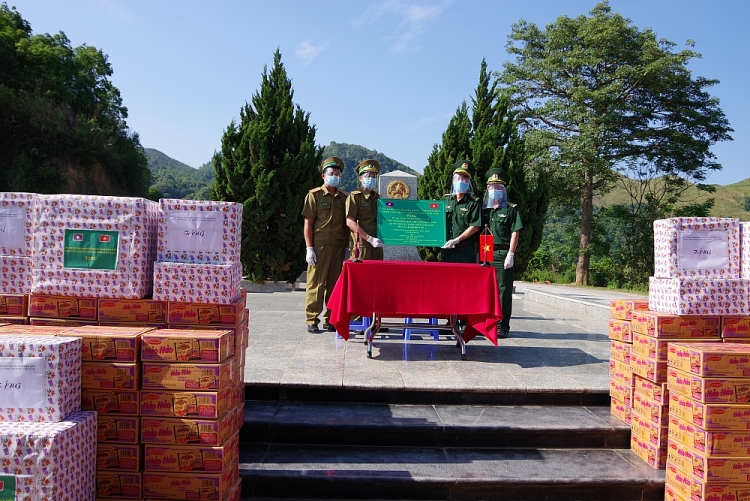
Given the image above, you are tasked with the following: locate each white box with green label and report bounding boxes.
[0,411,96,500]
[31,195,158,299]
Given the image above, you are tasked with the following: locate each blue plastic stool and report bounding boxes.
[403,317,439,341]
[344,316,371,338]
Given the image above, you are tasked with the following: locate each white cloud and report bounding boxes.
[95,0,132,21]
[295,40,330,67]
[354,0,453,52]
[408,112,453,130]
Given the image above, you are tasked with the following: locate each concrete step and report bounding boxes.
[241,401,630,449]
[239,444,665,500]
[245,385,610,407]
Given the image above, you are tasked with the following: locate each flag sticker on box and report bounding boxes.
[63,229,119,270]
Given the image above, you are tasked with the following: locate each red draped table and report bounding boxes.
[328,261,503,359]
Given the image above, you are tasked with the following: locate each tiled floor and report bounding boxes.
[244,288,610,392]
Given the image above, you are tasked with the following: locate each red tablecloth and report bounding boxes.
[328,261,502,345]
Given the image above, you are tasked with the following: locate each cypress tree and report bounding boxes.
[212,49,322,283]
[416,103,471,261]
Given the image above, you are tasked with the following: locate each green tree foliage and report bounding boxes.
[416,103,471,261]
[146,148,215,199]
[212,50,321,283]
[321,142,419,193]
[0,4,150,195]
[744,196,750,213]
[500,1,732,285]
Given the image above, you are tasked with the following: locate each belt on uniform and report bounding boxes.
[454,239,475,248]
[494,244,510,250]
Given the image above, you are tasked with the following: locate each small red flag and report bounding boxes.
[479,232,494,264]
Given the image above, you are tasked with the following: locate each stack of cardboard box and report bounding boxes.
[139,328,242,500]
[627,311,721,469]
[665,342,750,501]
[609,299,649,425]
[140,199,244,501]
[66,326,153,500]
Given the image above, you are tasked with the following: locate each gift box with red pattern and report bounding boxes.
[31,195,158,299]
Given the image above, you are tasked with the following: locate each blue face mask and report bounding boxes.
[324,175,340,188]
[453,180,470,194]
[487,188,502,201]
[362,177,377,190]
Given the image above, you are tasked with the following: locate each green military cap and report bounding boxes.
[320,156,345,173]
[452,159,475,178]
[485,168,509,185]
[356,159,380,175]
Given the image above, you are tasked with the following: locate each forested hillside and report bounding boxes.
[146,142,420,199]
[322,142,419,193]
[146,149,214,199]
[596,175,750,220]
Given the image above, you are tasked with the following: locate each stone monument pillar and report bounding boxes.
[378,170,423,262]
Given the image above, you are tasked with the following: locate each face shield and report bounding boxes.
[483,183,507,209]
[450,173,473,196]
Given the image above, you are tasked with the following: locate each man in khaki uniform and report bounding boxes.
[346,159,384,261]
[302,156,349,333]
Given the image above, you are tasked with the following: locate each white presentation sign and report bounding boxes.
[0,358,45,408]
[0,207,27,250]
[166,213,224,254]
[677,229,729,270]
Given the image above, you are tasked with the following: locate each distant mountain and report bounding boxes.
[146,143,420,199]
[596,174,750,219]
[321,142,420,193]
[145,148,214,200]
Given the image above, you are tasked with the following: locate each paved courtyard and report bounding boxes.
[244,285,612,393]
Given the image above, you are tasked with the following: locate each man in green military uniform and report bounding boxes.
[301,156,349,333]
[346,159,384,260]
[441,159,482,263]
[482,168,523,338]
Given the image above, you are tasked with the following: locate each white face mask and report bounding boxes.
[361,177,377,190]
[324,175,340,188]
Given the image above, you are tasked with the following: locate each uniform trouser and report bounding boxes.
[440,245,476,263]
[305,242,346,325]
[351,243,383,261]
[493,249,514,332]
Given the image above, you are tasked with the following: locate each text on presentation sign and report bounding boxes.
[377,199,446,246]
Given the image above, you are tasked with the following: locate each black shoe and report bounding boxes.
[322,322,336,332]
[307,324,320,333]
[497,327,509,339]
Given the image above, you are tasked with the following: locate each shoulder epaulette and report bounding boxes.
[309,186,324,193]
[350,190,362,195]
[443,193,452,198]
[470,195,480,201]
[509,202,517,208]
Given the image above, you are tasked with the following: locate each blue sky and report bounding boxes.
[11,0,750,185]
